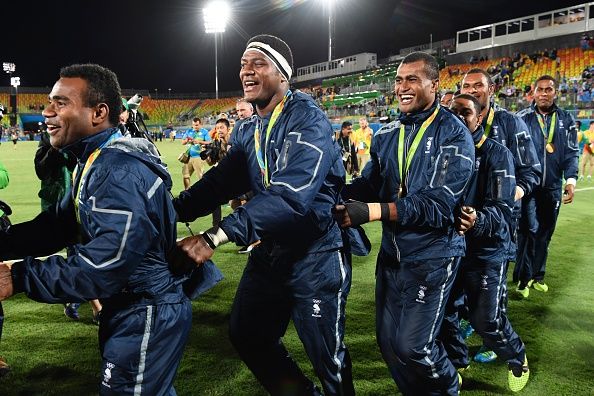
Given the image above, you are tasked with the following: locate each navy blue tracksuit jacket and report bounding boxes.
[515,103,579,283]
[0,129,191,395]
[174,90,354,396]
[483,104,541,261]
[343,101,475,396]
[440,126,525,369]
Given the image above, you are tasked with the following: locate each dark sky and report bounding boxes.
[2,0,585,93]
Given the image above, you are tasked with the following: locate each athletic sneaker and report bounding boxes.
[63,303,80,320]
[0,357,9,378]
[474,346,497,363]
[532,281,548,292]
[516,282,529,298]
[460,319,474,339]
[508,357,529,392]
[238,245,253,254]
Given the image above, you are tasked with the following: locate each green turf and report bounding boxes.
[0,140,593,395]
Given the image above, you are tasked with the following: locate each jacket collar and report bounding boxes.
[531,101,558,115]
[471,125,485,146]
[398,99,439,125]
[62,127,121,162]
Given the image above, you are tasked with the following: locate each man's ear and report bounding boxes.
[476,112,484,126]
[431,79,440,94]
[92,103,109,126]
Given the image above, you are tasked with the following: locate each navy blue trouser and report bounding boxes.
[98,297,192,396]
[440,258,525,369]
[376,253,460,396]
[229,243,354,396]
[514,187,562,284]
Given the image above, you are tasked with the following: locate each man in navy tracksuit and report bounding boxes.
[441,94,529,392]
[461,69,541,258]
[175,35,353,395]
[459,68,541,363]
[515,75,579,296]
[333,52,474,395]
[0,64,191,395]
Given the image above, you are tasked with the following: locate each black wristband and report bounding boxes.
[380,203,390,221]
[345,201,370,226]
[201,232,216,250]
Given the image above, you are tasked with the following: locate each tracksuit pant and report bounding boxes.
[514,187,562,284]
[228,243,354,396]
[375,252,460,396]
[440,258,525,369]
[98,293,192,396]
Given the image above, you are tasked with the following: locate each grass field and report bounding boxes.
[0,140,593,395]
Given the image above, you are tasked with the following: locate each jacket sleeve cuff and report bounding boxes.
[565,177,577,186]
[395,199,406,224]
[10,260,26,295]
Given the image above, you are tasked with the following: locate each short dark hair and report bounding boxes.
[454,93,482,115]
[59,64,122,126]
[341,121,352,129]
[401,52,439,80]
[215,118,230,128]
[535,75,557,88]
[465,68,494,85]
[192,117,202,123]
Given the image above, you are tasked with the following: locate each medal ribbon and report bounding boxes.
[537,112,556,146]
[483,107,495,138]
[398,106,440,188]
[253,90,291,188]
[72,131,123,223]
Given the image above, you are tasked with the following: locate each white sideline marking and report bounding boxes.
[575,186,594,192]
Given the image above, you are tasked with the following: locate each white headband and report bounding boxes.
[244,41,292,80]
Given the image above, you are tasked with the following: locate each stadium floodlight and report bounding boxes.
[10,76,20,88]
[318,0,336,62]
[2,62,15,74]
[203,0,231,99]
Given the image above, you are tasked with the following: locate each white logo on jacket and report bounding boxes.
[312,298,322,318]
[425,137,433,153]
[416,285,427,303]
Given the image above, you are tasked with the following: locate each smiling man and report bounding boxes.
[333,52,474,395]
[174,35,353,395]
[515,75,579,296]
[0,64,191,394]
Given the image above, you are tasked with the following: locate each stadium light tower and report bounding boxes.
[203,0,231,100]
[320,0,336,62]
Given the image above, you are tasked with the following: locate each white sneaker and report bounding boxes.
[238,245,253,254]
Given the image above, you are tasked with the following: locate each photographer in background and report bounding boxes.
[182,117,210,190]
[336,121,359,176]
[201,118,231,226]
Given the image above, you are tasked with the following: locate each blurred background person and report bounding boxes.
[181,117,210,190]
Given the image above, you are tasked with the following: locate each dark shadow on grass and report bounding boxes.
[17,365,97,396]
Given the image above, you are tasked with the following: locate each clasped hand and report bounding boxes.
[177,235,214,266]
[456,206,477,235]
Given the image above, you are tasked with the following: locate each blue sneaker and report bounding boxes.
[474,345,497,363]
[460,319,474,339]
[63,303,80,320]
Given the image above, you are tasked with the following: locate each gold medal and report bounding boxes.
[546,143,555,153]
[398,184,406,198]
